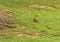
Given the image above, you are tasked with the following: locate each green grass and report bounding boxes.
[0,0,60,42]
[0,37,60,42]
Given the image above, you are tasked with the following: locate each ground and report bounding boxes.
[0,0,60,42]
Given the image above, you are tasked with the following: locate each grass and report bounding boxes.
[0,0,60,42]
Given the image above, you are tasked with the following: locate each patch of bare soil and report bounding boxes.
[16,32,43,38]
[29,4,55,9]
[0,8,16,30]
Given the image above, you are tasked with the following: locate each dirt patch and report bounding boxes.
[17,34,25,38]
[16,32,43,38]
[29,4,55,9]
[0,8,16,30]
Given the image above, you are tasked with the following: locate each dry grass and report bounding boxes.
[29,4,55,9]
[16,32,43,38]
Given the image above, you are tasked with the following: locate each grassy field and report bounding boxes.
[0,0,60,42]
